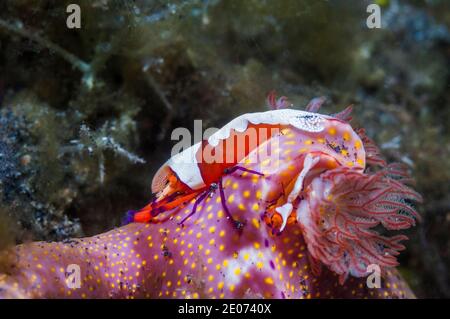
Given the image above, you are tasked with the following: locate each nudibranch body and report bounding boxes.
[0,219,414,299]
[0,95,421,299]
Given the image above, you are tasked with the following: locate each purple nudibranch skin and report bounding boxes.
[0,221,414,298]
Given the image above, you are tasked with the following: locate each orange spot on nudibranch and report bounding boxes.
[343,131,351,141]
[328,127,336,135]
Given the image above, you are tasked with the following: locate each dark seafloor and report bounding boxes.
[0,0,449,298]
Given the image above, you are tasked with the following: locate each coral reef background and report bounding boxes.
[0,0,448,298]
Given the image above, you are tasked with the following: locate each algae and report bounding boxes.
[0,0,448,297]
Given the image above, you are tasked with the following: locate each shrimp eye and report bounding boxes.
[168,175,178,186]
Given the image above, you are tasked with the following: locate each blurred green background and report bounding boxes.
[0,0,448,298]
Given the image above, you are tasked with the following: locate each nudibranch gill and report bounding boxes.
[0,94,421,299]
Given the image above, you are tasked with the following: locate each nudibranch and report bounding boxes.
[129,94,360,226]
[128,93,421,284]
[0,94,421,298]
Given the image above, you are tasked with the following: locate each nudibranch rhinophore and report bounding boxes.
[0,94,421,298]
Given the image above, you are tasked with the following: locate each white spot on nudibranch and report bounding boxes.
[288,114,325,133]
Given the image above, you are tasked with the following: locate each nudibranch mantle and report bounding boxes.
[207,108,329,147]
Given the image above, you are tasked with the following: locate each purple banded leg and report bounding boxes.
[218,179,233,221]
[178,189,209,225]
[218,178,245,230]
[221,166,264,230]
[225,166,264,177]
